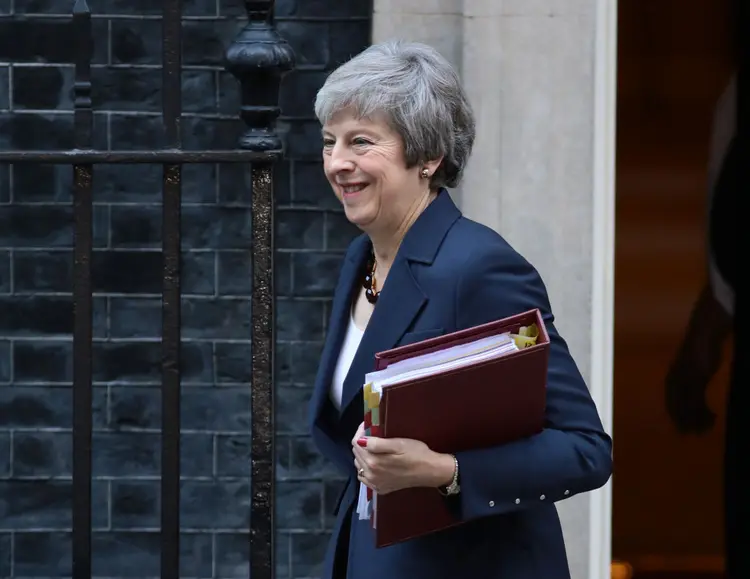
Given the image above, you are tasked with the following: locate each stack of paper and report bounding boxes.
[356,330,524,521]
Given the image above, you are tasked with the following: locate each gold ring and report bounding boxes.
[358,468,365,477]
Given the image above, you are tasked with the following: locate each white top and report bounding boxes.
[329,313,365,410]
[706,75,736,316]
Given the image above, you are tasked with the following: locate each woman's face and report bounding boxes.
[321,110,428,233]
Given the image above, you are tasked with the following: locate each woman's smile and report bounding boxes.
[340,182,369,198]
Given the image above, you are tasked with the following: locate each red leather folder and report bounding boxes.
[370,308,550,548]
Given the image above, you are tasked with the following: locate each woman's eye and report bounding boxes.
[352,138,371,146]
[322,139,335,147]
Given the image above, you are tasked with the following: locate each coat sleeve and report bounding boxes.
[452,242,612,521]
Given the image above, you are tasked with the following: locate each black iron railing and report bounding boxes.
[0,1,295,578]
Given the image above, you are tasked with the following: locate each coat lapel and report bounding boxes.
[338,255,427,415]
[308,235,369,425]
[311,189,463,426]
[338,190,462,419]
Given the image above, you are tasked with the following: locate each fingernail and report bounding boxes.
[356,437,368,447]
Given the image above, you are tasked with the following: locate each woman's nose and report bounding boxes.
[328,144,355,172]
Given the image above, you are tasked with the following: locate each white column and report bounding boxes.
[372,1,617,578]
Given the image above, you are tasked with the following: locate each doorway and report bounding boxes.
[613,0,734,576]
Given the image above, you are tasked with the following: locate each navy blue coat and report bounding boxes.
[308,190,612,579]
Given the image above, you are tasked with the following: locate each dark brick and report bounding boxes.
[0,66,9,110]
[111,19,162,65]
[292,251,343,297]
[92,341,214,384]
[13,431,71,477]
[181,387,251,432]
[279,69,330,118]
[108,386,251,432]
[0,0,8,14]
[0,533,9,578]
[215,533,252,578]
[0,480,108,530]
[0,385,72,428]
[291,532,329,578]
[182,298,252,340]
[277,298,325,342]
[0,204,108,248]
[289,436,340,480]
[291,161,339,209]
[0,433,10,476]
[0,163,8,203]
[275,341,293,384]
[108,298,161,338]
[329,20,372,67]
[2,1,373,573]
[0,340,9,383]
[110,205,252,250]
[90,163,218,204]
[277,251,292,296]
[277,210,326,250]
[214,434,289,479]
[325,211,361,250]
[276,0,372,18]
[12,65,72,110]
[108,114,166,151]
[214,532,291,578]
[182,116,244,151]
[0,18,108,64]
[181,481,250,529]
[0,297,105,340]
[111,480,158,529]
[0,385,107,429]
[217,251,251,295]
[216,163,251,205]
[0,296,73,337]
[11,163,73,202]
[284,121,325,159]
[13,250,213,298]
[0,251,9,293]
[184,20,245,67]
[214,342,252,384]
[93,432,213,478]
[13,531,213,578]
[17,0,218,17]
[14,341,71,383]
[277,21,330,67]
[15,67,220,114]
[277,481,323,530]
[276,386,312,435]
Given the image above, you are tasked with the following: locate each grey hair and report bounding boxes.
[314,40,476,189]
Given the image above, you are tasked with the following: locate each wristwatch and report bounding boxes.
[438,454,460,496]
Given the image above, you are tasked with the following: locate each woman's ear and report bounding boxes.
[423,156,444,176]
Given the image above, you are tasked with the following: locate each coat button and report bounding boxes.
[514,498,520,504]
[489,500,495,507]
[564,490,570,495]
[540,494,546,500]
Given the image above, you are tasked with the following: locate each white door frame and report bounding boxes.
[589,0,618,577]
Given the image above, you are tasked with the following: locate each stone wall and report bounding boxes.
[0,1,369,577]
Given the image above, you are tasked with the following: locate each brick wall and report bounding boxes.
[0,1,368,577]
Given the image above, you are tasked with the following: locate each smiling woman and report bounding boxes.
[307,40,612,579]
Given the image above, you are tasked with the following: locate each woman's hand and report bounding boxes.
[351,422,455,495]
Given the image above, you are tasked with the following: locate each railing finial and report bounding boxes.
[225,0,295,152]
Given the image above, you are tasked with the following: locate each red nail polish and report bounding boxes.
[356,437,368,447]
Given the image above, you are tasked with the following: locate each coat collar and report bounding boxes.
[311,189,462,425]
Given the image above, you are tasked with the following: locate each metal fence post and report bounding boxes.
[225,2,295,577]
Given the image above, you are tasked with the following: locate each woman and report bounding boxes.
[308,40,612,579]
